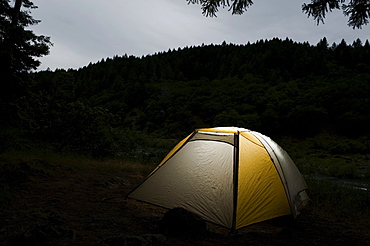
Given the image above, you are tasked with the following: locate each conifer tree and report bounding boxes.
[0,0,52,127]
[1,0,51,73]
[187,0,370,29]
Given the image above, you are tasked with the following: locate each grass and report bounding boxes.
[0,148,157,180]
[277,133,370,226]
[1,134,370,245]
[0,148,156,216]
[2,133,370,224]
[306,177,370,217]
[279,133,370,179]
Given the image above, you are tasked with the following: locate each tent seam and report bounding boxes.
[252,134,294,216]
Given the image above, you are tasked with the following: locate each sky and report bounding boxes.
[30,0,370,71]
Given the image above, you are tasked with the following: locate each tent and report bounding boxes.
[127,127,310,231]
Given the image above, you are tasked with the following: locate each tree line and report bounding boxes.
[2,37,366,157]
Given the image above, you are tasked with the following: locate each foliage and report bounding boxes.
[303,0,370,29]
[0,0,51,73]
[187,0,253,16]
[188,0,370,29]
[16,70,115,157]
[282,134,370,181]
[71,38,370,138]
[2,37,370,158]
[0,0,51,128]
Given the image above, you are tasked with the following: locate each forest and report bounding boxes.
[2,2,370,244]
[1,37,370,158]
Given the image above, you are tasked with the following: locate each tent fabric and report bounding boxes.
[236,133,291,229]
[127,127,310,230]
[251,131,310,217]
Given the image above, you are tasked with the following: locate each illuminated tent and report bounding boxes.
[127,127,310,231]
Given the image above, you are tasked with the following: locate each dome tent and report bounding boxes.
[127,127,310,231]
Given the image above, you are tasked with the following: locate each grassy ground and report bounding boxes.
[1,136,369,245]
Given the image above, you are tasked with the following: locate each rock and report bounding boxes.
[159,207,207,236]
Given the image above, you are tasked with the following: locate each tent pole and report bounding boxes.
[231,132,240,234]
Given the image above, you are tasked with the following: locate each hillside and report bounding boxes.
[2,37,370,164]
[3,37,367,157]
[1,37,370,245]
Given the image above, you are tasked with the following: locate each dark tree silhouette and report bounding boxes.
[0,0,52,127]
[187,0,370,29]
[303,0,370,29]
[0,0,52,73]
[187,0,253,16]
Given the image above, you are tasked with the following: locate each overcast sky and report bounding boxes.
[30,0,370,71]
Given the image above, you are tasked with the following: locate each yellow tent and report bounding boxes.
[127,127,310,231]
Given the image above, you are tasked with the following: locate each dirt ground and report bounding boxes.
[1,157,369,246]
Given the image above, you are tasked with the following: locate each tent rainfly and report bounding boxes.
[127,127,310,231]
